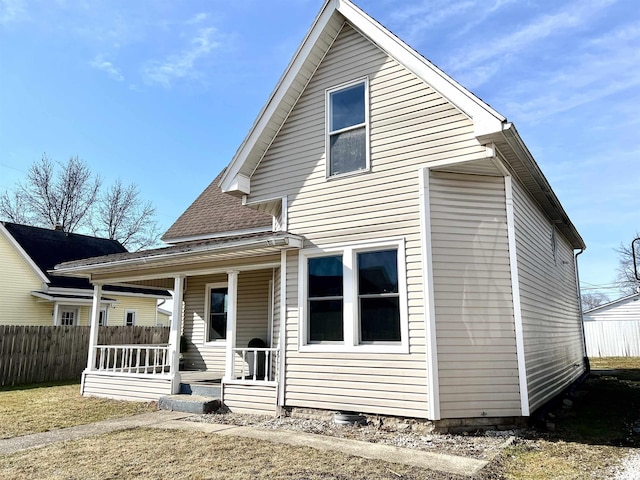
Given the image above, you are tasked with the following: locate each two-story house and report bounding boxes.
[54,0,587,427]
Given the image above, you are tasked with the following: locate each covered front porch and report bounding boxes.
[55,232,302,416]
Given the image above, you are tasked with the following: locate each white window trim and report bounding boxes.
[325,77,371,179]
[124,309,137,326]
[204,282,229,347]
[298,237,408,353]
[59,307,79,326]
[94,307,108,326]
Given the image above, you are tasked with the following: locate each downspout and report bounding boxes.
[574,248,590,372]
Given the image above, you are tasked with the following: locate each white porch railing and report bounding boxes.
[231,347,279,382]
[93,344,171,375]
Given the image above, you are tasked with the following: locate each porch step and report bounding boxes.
[179,382,221,398]
[158,394,221,415]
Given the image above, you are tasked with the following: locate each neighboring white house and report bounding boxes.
[583,293,640,357]
[54,0,587,427]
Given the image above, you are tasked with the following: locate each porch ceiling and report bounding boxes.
[52,231,302,284]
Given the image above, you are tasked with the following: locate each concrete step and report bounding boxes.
[179,382,221,398]
[158,394,221,414]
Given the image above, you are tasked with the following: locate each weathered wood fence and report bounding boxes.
[0,326,170,386]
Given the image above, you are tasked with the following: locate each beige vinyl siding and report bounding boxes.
[0,232,53,325]
[222,383,277,415]
[247,22,495,419]
[429,172,521,418]
[82,372,172,401]
[182,270,273,372]
[512,178,585,412]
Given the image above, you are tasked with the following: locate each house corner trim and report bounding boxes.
[504,175,530,416]
[419,167,441,420]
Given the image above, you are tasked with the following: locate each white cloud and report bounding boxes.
[446,0,618,85]
[90,55,124,81]
[0,0,27,24]
[141,27,221,88]
[187,12,209,24]
[498,20,640,122]
[390,0,476,43]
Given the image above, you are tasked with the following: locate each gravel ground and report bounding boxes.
[188,411,513,461]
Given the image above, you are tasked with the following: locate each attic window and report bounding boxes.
[326,78,369,176]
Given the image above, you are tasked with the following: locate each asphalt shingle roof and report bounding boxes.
[3,222,169,296]
[162,169,272,242]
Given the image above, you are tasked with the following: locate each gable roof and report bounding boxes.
[584,293,640,315]
[2,222,169,297]
[218,0,584,250]
[219,0,505,195]
[162,169,272,243]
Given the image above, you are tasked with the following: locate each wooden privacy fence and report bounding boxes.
[584,320,640,357]
[0,325,170,386]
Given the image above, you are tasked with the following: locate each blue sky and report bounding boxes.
[0,0,638,300]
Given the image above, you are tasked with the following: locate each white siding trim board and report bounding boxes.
[419,167,440,420]
[504,175,530,416]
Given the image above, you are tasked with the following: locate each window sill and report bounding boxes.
[326,168,371,181]
[204,340,227,348]
[298,343,409,354]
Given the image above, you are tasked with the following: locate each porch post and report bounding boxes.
[169,275,185,393]
[52,303,59,326]
[225,271,239,380]
[86,284,102,370]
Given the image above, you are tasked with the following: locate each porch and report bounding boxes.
[81,341,282,414]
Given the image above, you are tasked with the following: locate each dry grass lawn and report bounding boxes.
[0,382,156,439]
[489,356,640,479]
[1,358,639,479]
[0,428,455,480]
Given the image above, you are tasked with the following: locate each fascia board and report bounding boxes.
[220,0,337,193]
[0,223,50,284]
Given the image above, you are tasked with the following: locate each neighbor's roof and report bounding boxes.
[584,292,640,315]
[2,222,170,297]
[161,169,272,243]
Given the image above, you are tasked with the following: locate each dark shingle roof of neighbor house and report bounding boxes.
[3,222,170,297]
[161,168,272,242]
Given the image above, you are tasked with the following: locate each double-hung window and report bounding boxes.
[308,255,344,342]
[357,249,401,342]
[326,78,369,176]
[300,239,407,352]
[206,283,228,342]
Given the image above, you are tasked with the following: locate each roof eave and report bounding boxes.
[53,233,304,279]
[478,123,585,250]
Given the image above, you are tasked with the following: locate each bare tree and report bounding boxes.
[0,189,32,225]
[1,155,161,252]
[615,233,640,296]
[0,154,101,232]
[91,179,160,251]
[581,292,609,311]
